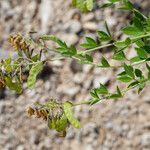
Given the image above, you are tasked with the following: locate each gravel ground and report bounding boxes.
[0,0,150,150]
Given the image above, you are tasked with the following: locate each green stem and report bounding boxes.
[82,43,113,54]
[82,33,150,54]
[72,78,149,107]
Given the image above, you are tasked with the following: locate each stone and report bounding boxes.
[16,145,25,150]
[83,64,93,73]
[70,60,83,73]
[30,131,40,145]
[39,0,53,33]
[83,78,92,89]
[44,81,51,90]
[82,123,99,136]
[59,33,79,45]
[57,85,80,97]
[82,13,95,22]
[83,22,98,31]
[66,128,75,139]
[73,73,86,84]
[93,76,109,88]
[83,144,94,150]
[105,16,116,27]
[63,20,82,33]
[63,86,80,97]
[0,102,5,114]
[141,133,150,147]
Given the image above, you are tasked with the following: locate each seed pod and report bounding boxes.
[39,109,48,120]
[34,109,41,118]
[8,34,30,52]
[58,130,66,137]
[26,106,35,116]
[0,78,5,88]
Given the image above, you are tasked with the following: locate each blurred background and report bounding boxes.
[0,0,150,150]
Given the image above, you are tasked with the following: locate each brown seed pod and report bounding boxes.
[8,34,30,51]
[39,109,48,120]
[58,130,66,137]
[0,78,5,88]
[34,109,42,118]
[26,106,35,117]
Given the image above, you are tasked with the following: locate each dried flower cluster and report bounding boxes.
[8,34,29,51]
[26,100,67,137]
[26,106,48,120]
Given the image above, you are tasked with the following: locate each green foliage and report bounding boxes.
[63,101,81,128]
[97,31,112,41]
[27,61,43,89]
[72,0,94,11]
[81,37,98,49]
[1,0,150,136]
[98,56,110,68]
[5,76,22,94]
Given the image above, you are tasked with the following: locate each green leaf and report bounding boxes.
[27,61,43,89]
[146,63,150,72]
[86,0,94,11]
[133,9,147,22]
[40,35,56,41]
[97,31,112,41]
[108,86,122,99]
[130,56,143,64]
[146,17,150,31]
[108,0,121,3]
[146,63,150,80]
[48,118,57,129]
[122,26,144,36]
[143,46,150,54]
[120,0,133,10]
[4,58,12,72]
[101,2,113,8]
[72,0,87,11]
[90,89,99,99]
[133,17,144,31]
[135,47,148,59]
[89,99,100,105]
[81,37,98,49]
[113,51,126,60]
[138,83,145,94]
[117,71,126,76]
[55,114,68,132]
[124,63,134,78]
[95,83,108,94]
[135,69,143,78]
[117,75,133,82]
[116,86,122,96]
[44,35,67,48]
[128,81,139,88]
[135,40,145,47]
[63,101,81,128]
[100,0,120,8]
[146,58,150,61]
[76,53,93,64]
[148,72,150,80]
[104,21,112,37]
[99,56,110,68]
[72,0,77,6]
[114,38,131,48]
[42,35,77,57]
[5,76,22,94]
[31,54,40,62]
